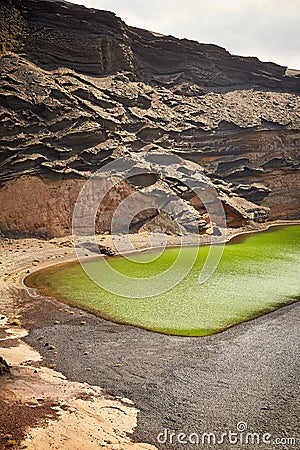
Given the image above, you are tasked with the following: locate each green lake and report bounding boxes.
[25,225,300,336]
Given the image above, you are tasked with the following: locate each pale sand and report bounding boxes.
[0,332,156,449]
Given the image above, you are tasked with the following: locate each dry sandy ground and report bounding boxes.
[0,220,298,449]
[0,329,156,450]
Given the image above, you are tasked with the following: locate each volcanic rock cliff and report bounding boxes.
[0,0,299,237]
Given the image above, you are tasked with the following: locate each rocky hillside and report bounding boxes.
[0,0,299,237]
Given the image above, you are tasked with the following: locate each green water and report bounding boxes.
[26,226,300,336]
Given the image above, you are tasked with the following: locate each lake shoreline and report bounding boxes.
[24,221,300,338]
[22,218,300,288]
[0,218,299,449]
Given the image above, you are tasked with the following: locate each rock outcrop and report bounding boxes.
[0,356,10,376]
[0,0,299,237]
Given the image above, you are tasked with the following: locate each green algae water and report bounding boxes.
[26,226,300,336]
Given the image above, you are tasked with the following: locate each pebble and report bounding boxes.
[10,319,21,326]
[3,434,12,440]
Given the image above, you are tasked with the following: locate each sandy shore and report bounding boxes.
[0,220,299,449]
[0,234,158,449]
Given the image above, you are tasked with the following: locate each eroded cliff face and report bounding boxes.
[0,0,299,237]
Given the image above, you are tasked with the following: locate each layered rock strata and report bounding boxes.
[0,0,299,237]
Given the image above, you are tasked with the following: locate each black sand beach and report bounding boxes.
[24,292,299,449]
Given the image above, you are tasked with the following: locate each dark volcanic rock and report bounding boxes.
[0,356,10,376]
[2,0,300,92]
[0,0,299,236]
